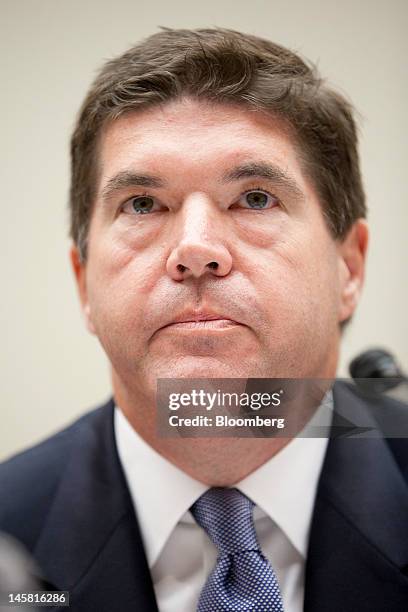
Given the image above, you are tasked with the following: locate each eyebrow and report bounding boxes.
[101,161,304,202]
[101,171,166,201]
[222,162,304,199]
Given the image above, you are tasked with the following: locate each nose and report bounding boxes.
[166,194,233,281]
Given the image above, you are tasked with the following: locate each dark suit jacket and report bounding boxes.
[1,382,408,611]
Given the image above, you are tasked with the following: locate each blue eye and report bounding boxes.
[121,195,158,215]
[239,190,278,209]
[129,196,155,214]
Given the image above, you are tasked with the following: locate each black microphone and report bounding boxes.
[349,348,407,397]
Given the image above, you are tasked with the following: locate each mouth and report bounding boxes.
[164,319,240,330]
[159,311,244,332]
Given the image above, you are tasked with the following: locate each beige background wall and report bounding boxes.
[1,0,407,460]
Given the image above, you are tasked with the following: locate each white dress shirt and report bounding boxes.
[114,396,332,612]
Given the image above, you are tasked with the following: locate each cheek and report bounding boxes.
[252,229,341,325]
[91,225,164,291]
[85,242,165,343]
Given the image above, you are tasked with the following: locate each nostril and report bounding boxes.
[175,261,219,275]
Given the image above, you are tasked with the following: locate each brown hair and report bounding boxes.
[69,27,366,261]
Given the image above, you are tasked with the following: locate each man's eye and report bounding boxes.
[238,190,279,209]
[122,195,156,214]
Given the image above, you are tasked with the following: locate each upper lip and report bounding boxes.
[162,309,240,327]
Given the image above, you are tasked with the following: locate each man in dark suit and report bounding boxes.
[1,28,407,610]
[1,384,408,611]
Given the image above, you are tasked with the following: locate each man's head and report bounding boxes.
[70,28,368,402]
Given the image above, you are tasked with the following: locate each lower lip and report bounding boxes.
[163,319,241,330]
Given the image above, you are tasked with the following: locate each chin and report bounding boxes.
[148,354,249,380]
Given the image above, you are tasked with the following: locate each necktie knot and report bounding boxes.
[191,487,284,611]
[191,488,259,555]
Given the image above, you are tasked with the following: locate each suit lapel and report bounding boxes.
[305,383,408,611]
[33,401,159,612]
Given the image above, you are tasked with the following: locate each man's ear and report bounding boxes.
[70,245,96,334]
[337,219,369,323]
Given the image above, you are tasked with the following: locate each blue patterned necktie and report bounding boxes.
[190,487,284,612]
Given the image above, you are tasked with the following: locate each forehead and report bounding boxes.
[97,98,307,187]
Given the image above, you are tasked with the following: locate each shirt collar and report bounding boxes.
[114,407,208,567]
[114,393,332,566]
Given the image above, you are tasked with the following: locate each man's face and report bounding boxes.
[72,98,366,398]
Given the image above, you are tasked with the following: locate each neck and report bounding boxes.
[112,372,307,486]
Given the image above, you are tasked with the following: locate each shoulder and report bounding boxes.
[0,400,114,550]
[334,381,408,476]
